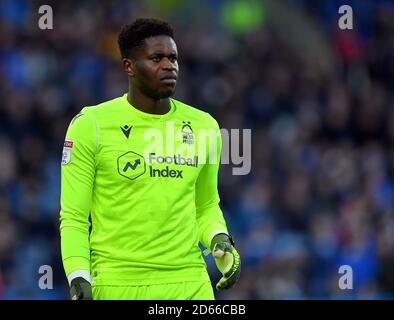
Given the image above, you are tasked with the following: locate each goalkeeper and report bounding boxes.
[60,18,241,300]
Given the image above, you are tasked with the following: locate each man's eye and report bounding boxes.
[170,56,177,63]
[152,57,160,62]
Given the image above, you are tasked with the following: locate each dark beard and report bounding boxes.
[133,78,176,100]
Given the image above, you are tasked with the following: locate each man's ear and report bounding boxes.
[122,58,135,77]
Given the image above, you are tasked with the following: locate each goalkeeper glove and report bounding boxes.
[210,233,241,291]
[70,277,92,300]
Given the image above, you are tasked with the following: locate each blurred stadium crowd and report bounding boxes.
[1,0,394,299]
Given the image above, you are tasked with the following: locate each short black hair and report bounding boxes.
[118,18,175,58]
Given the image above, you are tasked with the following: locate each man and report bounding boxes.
[60,18,241,300]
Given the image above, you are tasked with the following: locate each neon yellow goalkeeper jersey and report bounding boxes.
[60,93,229,286]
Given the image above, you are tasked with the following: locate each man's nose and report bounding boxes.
[162,58,176,70]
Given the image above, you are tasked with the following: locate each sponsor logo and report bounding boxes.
[147,153,198,179]
[64,141,73,148]
[117,151,146,180]
[148,153,198,167]
[123,159,141,172]
[117,151,198,180]
[149,166,183,178]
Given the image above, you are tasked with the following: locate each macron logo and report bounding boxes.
[120,125,132,139]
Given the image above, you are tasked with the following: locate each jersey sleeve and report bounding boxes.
[60,108,97,279]
[195,117,229,251]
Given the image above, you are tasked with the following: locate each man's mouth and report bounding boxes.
[160,75,177,84]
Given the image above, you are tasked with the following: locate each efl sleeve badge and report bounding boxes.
[61,140,74,165]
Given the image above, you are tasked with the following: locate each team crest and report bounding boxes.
[181,121,194,145]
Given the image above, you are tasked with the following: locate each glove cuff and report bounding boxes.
[210,233,235,251]
[70,277,92,300]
